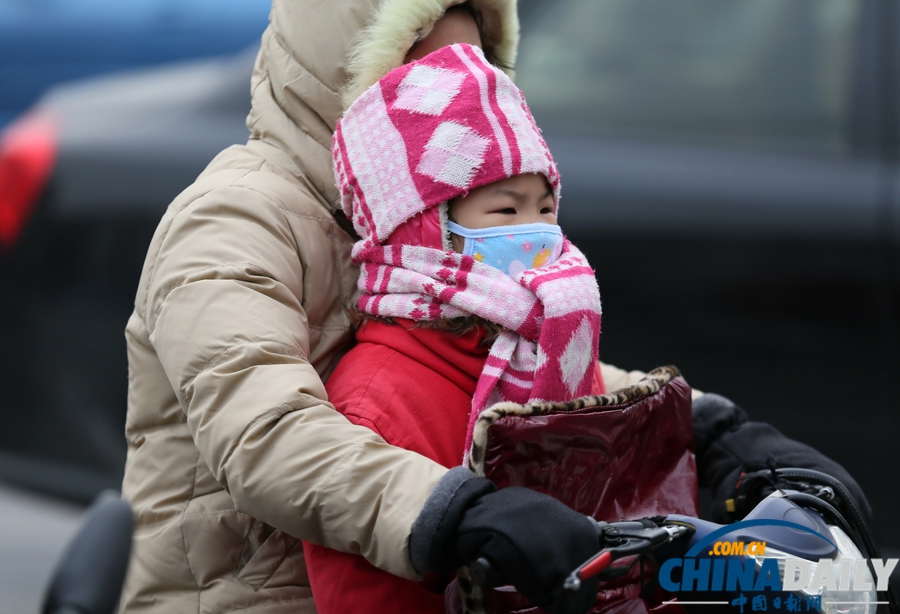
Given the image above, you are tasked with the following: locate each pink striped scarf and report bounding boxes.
[354,240,601,461]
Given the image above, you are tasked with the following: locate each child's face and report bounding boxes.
[449,174,557,252]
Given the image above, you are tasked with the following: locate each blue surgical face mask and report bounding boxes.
[447,221,564,277]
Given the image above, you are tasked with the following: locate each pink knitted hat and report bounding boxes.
[333,43,560,250]
[338,45,603,465]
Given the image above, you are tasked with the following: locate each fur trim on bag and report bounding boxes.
[467,365,682,476]
[342,0,519,108]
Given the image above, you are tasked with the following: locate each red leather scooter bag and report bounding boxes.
[462,366,699,614]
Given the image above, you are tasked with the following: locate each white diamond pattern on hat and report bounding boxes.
[341,84,426,242]
[559,316,594,395]
[451,44,512,176]
[417,121,490,188]
[393,65,465,116]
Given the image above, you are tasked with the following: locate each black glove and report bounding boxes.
[410,467,601,614]
[692,393,872,524]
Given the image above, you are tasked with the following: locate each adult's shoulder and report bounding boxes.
[134,140,346,327]
[192,140,335,220]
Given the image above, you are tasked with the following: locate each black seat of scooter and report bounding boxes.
[42,491,134,614]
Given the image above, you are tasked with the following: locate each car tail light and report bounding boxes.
[0,110,58,249]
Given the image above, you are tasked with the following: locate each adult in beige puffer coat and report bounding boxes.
[121,0,872,612]
[120,1,641,612]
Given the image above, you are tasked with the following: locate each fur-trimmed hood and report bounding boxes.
[342,0,518,107]
[246,0,519,210]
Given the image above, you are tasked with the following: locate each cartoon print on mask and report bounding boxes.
[532,244,554,268]
[447,221,564,277]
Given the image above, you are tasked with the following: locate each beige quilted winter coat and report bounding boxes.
[120,1,649,612]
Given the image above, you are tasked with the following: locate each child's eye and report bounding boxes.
[540,207,553,214]
[494,208,517,215]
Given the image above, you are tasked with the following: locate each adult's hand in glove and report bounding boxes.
[692,393,872,523]
[410,468,600,614]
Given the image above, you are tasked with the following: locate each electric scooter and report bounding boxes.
[471,469,900,614]
[42,469,899,614]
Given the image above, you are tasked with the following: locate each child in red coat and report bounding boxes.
[305,35,873,614]
[304,43,609,613]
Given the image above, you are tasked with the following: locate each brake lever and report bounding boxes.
[563,523,692,592]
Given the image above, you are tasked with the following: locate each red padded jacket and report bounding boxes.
[303,319,605,613]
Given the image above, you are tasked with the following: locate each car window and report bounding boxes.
[516,0,862,156]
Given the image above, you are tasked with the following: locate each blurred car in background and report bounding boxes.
[1,0,898,553]
[0,0,270,130]
[0,49,258,499]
